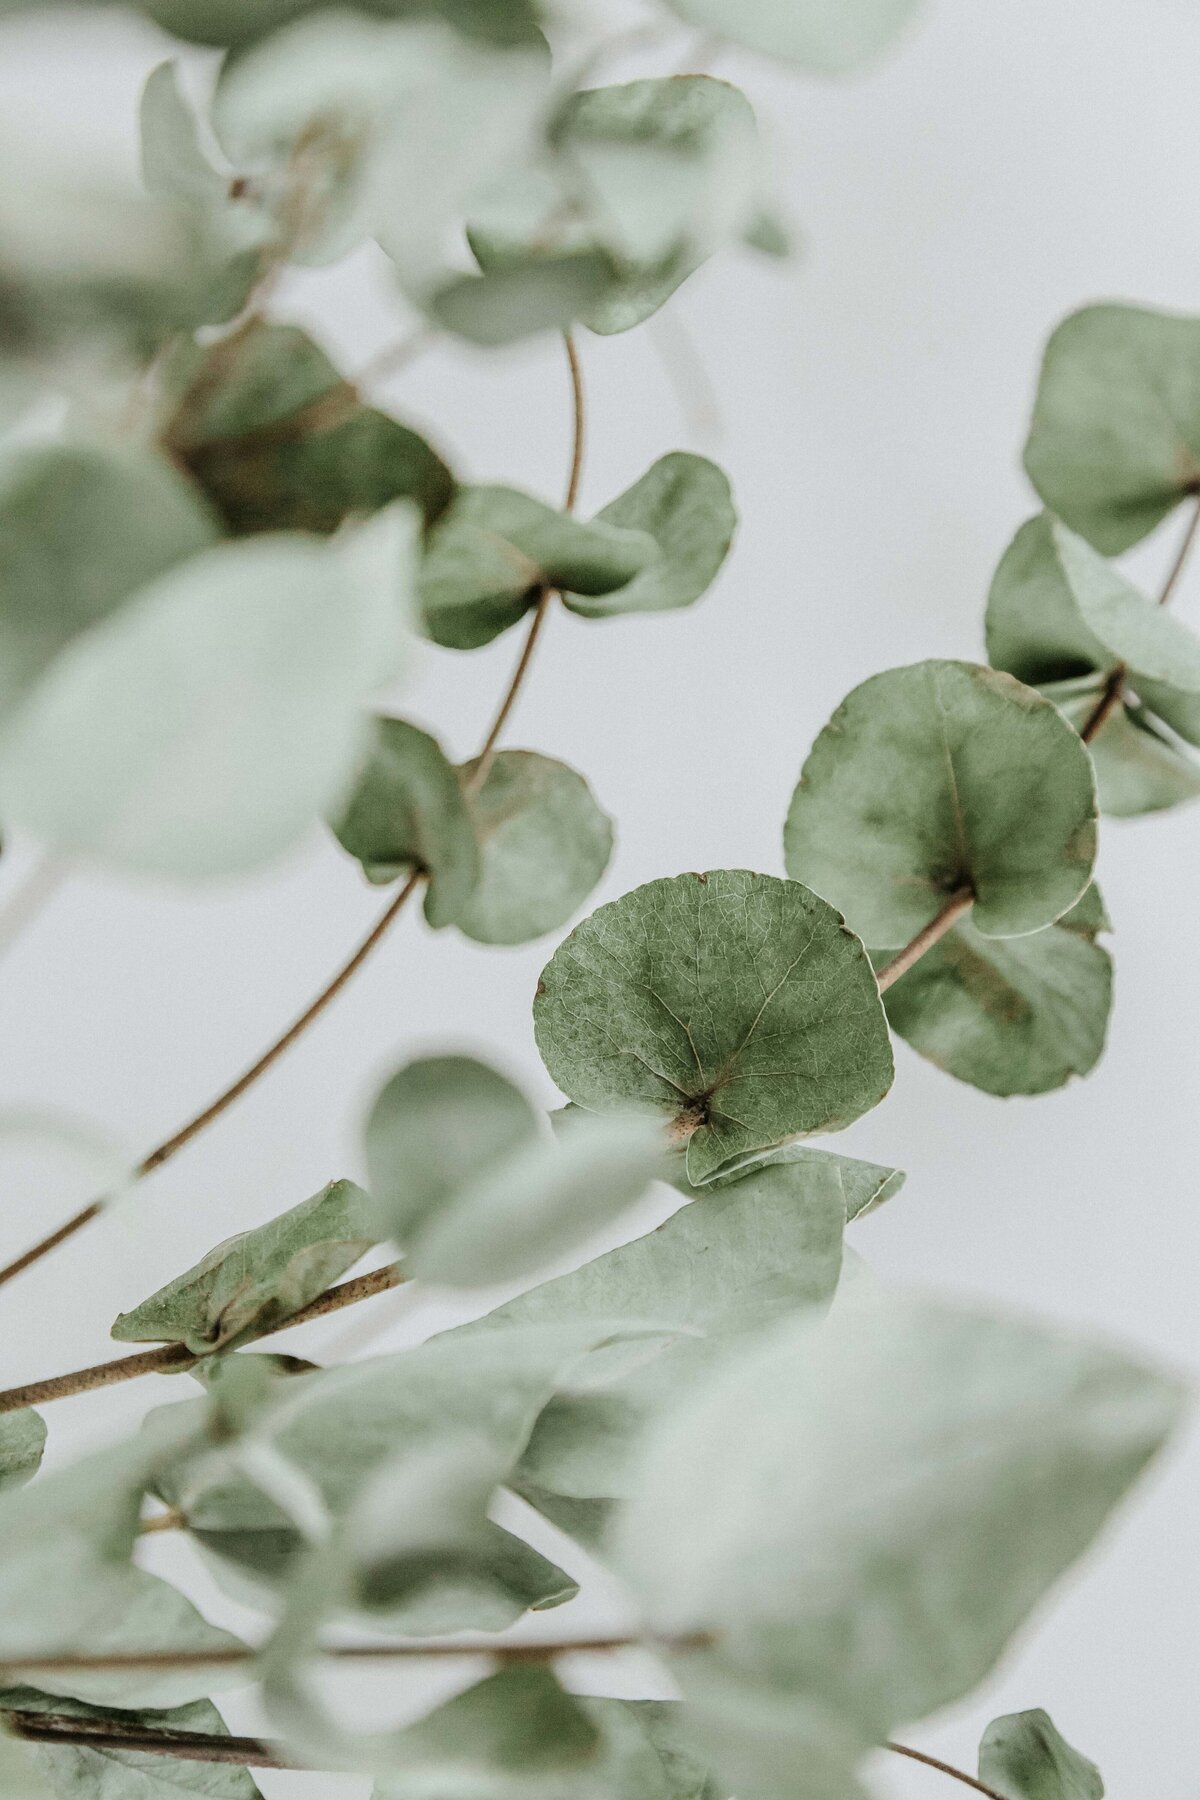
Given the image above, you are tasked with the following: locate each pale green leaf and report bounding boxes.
[111,1179,378,1354]
[614,1292,1183,1798]
[1041,674,1200,816]
[0,444,218,726]
[677,1139,904,1221]
[0,508,419,879]
[784,660,1098,946]
[0,1728,54,1800]
[0,1411,46,1495]
[331,717,481,926]
[660,0,923,73]
[454,750,613,945]
[0,1690,262,1800]
[565,454,735,618]
[163,321,454,535]
[419,485,658,650]
[134,0,544,52]
[533,869,894,1185]
[1024,303,1200,553]
[987,513,1200,745]
[361,1669,599,1792]
[979,1710,1103,1800]
[141,63,228,206]
[365,1054,658,1287]
[431,251,617,346]
[873,887,1112,1096]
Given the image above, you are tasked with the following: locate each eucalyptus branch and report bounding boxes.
[874,886,974,994]
[4,1713,294,1770]
[0,1262,404,1415]
[0,333,587,1296]
[886,1741,1010,1800]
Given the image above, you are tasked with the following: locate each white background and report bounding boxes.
[1,2,1198,1794]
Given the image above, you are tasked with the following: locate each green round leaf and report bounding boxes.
[565,453,736,619]
[165,321,454,536]
[454,750,613,946]
[431,251,618,347]
[979,1710,1103,1800]
[332,716,481,928]
[0,1412,46,1496]
[783,660,1098,946]
[1023,303,1200,553]
[0,443,218,726]
[659,0,923,73]
[533,869,894,1185]
[987,514,1200,745]
[873,887,1113,1097]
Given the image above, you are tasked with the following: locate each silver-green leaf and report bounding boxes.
[979,1710,1103,1800]
[0,1411,46,1496]
[0,1690,262,1800]
[565,454,736,618]
[659,0,923,73]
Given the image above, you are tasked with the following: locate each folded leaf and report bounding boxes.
[873,886,1113,1096]
[0,1689,262,1800]
[565,453,736,618]
[331,716,481,926]
[0,1411,46,1495]
[784,659,1098,946]
[614,1291,1182,1800]
[454,750,613,945]
[111,1179,378,1354]
[419,485,658,649]
[366,1054,658,1287]
[0,443,218,726]
[1024,302,1200,553]
[979,1710,1103,1800]
[165,320,454,535]
[533,869,894,1184]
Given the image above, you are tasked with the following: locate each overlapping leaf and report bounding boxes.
[164,320,454,535]
[365,1054,659,1286]
[614,1291,1183,1800]
[0,1690,262,1800]
[979,1710,1103,1800]
[873,887,1113,1097]
[331,716,481,925]
[111,1179,379,1355]
[419,485,657,649]
[784,660,1098,946]
[454,750,613,944]
[533,869,894,1184]
[1024,303,1200,553]
[0,507,418,878]
[564,454,736,617]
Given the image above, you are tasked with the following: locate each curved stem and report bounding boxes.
[0,1262,404,1415]
[886,1741,1009,1800]
[0,338,589,1296]
[875,886,974,994]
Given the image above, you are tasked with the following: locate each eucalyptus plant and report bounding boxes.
[0,3,1194,1799]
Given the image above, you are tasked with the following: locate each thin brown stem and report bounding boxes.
[886,1741,1009,1800]
[137,1506,187,1535]
[0,1262,404,1415]
[0,1631,709,1677]
[875,886,974,994]
[1158,487,1200,607]
[4,1713,293,1770]
[2,332,589,1299]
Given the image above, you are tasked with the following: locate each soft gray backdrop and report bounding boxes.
[1,2,1197,1793]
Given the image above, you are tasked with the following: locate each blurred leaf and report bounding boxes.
[1042,675,1200,816]
[565,454,735,618]
[660,0,923,72]
[0,1412,46,1495]
[0,444,217,726]
[165,321,454,535]
[419,485,657,649]
[1024,303,1200,553]
[0,1728,54,1800]
[987,513,1200,745]
[533,870,893,1185]
[138,0,545,52]
[331,716,480,925]
[784,659,1097,947]
[614,1292,1183,1800]
[431,251,617,346]
[979,1710,1103,1800]
[454,750,612,945]
[366,1054,658,1287]
[361,1669,599,1792]
[873,887,1112,1096]
[111,1179,378,1354]
[0,1690,262,1800]
[0,508,419,879]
